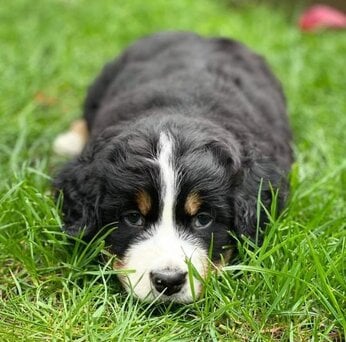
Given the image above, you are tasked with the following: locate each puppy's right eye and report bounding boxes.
[122,211,145,227]
[192,212,214,229]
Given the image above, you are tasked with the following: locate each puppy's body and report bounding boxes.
[55,32,293,303]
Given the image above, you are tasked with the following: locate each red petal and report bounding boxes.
[299,5,346,32]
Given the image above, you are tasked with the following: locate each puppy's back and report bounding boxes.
[84,32,292,169]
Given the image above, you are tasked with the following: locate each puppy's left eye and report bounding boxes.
[193,213,214,229]
[122,211,145,227]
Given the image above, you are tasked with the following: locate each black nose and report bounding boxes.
[150,270,187,296]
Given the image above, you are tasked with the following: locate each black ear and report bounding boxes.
[232,157,288,243]
[54,157,101,238]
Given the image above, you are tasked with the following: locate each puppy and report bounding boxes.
[54,32,293,303]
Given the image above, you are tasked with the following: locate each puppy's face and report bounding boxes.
[106,131,236,303]
[55,117,279,303]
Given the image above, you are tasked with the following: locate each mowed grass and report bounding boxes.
[0,0,345,340]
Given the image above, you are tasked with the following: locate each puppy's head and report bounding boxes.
[54,116,285,303]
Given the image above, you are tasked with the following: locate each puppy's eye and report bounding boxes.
[122,211,144,227]
[193,213,213,229]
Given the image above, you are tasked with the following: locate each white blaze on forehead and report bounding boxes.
[157,131,176,228]
[118,131,208,303]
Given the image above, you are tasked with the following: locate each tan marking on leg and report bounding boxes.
[184,192,202,216]
[53,119,89,157]
[70,119,89,142]
[136,190,152,216]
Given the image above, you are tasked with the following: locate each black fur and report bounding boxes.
[54,32,293,262]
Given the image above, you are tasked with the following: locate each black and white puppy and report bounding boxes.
[54,32,293,303]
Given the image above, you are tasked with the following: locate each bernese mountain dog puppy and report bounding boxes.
[53,32,293,303]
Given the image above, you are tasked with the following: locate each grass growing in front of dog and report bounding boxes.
[0,0,345,340]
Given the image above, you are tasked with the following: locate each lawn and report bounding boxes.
[0,0,345,340]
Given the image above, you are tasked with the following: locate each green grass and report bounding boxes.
[0,0,345,340]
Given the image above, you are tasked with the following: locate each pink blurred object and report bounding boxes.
[299,5,346,32]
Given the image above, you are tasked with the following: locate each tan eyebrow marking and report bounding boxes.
[136,190,152,216]
[184,192,202,216]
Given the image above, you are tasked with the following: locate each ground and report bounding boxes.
[0,0,345,340]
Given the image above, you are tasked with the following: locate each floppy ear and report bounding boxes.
[54,157,102,238]
[232,157,287,242]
